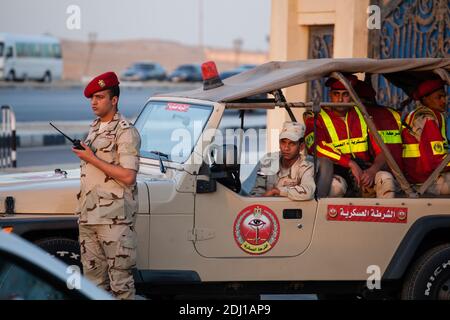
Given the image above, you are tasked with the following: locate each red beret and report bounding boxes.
[355,80,376,100]
[412,79,446,100]
[325,74,358,90]
[84,71,120,98]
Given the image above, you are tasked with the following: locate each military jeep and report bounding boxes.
[1,58,450,300]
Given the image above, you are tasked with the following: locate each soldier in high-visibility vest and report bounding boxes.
[356,80,404,171]
[304,74,396,198]
[401,79,450,195]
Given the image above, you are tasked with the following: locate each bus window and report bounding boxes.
[0,43,3,57]
[52,44,61,59]
[32,43,41,58]
[25,43,33,57]
[41,43,51,58]
[16,43,25,57]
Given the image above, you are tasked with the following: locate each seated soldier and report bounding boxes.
[355,80,403,196]
[402,79,450,195]
[250,121,315,201]
[304,74,396,198]
[356,80,404,171]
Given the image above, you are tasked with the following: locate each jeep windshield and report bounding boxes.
[134,101,213,163]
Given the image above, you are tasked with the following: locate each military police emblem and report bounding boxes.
[234,205,280,255]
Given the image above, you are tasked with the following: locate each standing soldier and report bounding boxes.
[72,71,141,299]
[402,79,450,195]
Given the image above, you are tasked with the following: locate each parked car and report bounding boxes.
[121,62,166,81]
[0,231,113,300]
[219,64,257,80]
[168,64,202,82]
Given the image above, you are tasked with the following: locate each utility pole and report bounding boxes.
[198,0,204,55]
[83,32,97,79]
[233,38,243,68]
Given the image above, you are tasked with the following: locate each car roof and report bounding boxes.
[0,232,113,300]
[133,61,158,66]
[163,58,449,102]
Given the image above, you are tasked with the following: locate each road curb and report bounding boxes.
[17,132,88,148]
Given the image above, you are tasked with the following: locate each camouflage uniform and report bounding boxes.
[250,152,316,201]
[332,170,398,198]
[76,112,141,300]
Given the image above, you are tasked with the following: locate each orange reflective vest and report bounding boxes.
[401,106,449,184]
[304,106,381,167]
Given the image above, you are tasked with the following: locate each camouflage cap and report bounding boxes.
[279,121,305,142]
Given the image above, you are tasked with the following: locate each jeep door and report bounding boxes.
[194,183,318,258]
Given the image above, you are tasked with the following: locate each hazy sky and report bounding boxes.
[0,0,271,51]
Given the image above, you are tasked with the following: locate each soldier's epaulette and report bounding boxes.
[119,119,131,129]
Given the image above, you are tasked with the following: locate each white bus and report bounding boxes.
[0,33,63,82]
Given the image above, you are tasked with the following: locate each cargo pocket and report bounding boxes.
[114,229,137,270]
[97,187,125,219]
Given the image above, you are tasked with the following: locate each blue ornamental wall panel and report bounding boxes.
[369,0,449,108]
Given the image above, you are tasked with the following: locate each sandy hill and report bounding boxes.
[61,39,268,80]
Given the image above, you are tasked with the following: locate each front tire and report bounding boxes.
[35,237,82,270]
[5,70,15,82]
[401,244,450,300]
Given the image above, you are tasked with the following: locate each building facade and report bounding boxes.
[268,0,449,150]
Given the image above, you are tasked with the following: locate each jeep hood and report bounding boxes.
[0,169,81,214]
[0,169,151,215]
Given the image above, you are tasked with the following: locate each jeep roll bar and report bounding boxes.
[330,71,417,198]
[224,68,450,199]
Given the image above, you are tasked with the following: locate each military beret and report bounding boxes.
[325,74,358,90]
[84,71,120,98]
[412,79,446,101]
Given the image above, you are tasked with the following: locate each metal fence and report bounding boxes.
[1,105,17,168]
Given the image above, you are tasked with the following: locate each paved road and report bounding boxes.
[16,145,79,168]
[0,83,198,122]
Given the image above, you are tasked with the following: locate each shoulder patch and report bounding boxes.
[119,120,131,129]
[412,108,435,124]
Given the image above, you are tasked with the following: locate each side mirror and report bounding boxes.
[196,175,217,193]
[204,144,241,193]
[196,144,241,194]
[207,144,239,176]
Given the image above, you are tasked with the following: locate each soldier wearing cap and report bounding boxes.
[249,121,315,200]
[72,71,141,299]
[402,79,450,194]
[303,74,396,198]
